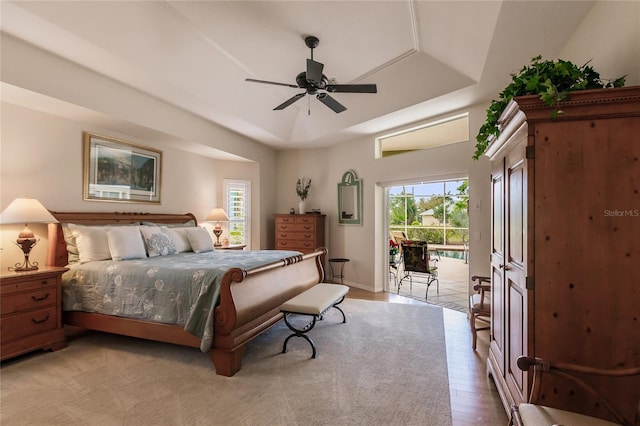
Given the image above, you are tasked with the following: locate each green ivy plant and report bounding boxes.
[474,55,626,159]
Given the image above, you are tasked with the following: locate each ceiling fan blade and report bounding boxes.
[306,59,324,85]
[245,78,299,88]
[327,83,377,93]
[274,92,307,110]
[317,93,346,113]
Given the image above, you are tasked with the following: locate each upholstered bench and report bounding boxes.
[280,283,349,358]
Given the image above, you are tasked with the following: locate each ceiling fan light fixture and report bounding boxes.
[245,35,377,114]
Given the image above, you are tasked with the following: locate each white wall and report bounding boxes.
[559,1,640,87]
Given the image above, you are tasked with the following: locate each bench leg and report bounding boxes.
[332,295,347,323]
[281,295,348,359]
[282,313,319,358]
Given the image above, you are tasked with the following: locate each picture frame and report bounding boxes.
[83,132,162,204]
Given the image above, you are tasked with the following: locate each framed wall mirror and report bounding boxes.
[338,170,362,225]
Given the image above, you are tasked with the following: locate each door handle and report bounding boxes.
[499,264,512,271]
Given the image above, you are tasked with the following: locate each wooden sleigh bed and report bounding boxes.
[45,211,325,376]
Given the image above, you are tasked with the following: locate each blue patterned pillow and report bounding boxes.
[140,226,177,257]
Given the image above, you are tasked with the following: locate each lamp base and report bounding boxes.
[9,237,40,272]
[11,264,39,272]
[213,227,223,248]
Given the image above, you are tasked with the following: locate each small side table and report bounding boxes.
[328,258,350,285]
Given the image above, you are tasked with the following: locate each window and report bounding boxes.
[389,179,468,249]
[376,113,469,158]
[224,179,251,247]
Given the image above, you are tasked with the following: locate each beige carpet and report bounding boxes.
[1,299,451,426]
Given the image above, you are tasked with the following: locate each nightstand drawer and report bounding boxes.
[0,276,59,295]
[0,307,58,343]
[1,288,57,315]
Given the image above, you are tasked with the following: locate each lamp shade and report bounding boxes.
[204,208,229,223]
[0,198,58,224]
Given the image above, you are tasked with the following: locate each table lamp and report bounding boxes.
[0,198,59,271]
[204,208,229,247]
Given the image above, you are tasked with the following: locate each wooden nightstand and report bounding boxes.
[0,266,68,361]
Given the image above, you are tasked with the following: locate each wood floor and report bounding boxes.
[347,287,508,426]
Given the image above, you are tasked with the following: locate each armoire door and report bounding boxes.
[503,139,529,405]
[489,159,505,375]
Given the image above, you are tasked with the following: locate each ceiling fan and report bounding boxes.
[245,35,377,114]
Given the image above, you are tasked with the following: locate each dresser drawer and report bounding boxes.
[0,276,59,295]
[1,288,57,316]
[275,240,316,251]
[275,216,319,226]
[275,223,316,232]
[0,307,58,343]
[277,231,315,241]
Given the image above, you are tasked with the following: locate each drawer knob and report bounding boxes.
[41,280,49,285]
[31,314,50,324]
[32,293,50,302]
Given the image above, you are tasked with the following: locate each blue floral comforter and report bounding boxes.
[61,250,301,351]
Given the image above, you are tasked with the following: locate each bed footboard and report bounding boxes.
[210,249,326,376]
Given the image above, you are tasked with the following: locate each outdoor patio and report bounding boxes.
[389,255,469,313]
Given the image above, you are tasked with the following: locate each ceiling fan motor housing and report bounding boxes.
[296,71,328,93]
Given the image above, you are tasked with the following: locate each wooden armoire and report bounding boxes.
[485,86,640,422]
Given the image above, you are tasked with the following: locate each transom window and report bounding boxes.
[376,113,469,158]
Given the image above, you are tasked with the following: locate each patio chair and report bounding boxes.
[399,240,438,299]
[511,356,640,426]
[469,275,490,350]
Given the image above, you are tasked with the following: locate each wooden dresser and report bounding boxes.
[485,86,640,422]
[1,266,68,360]
[274,214,325,254]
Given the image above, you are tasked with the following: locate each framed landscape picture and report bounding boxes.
[83,132,162,203]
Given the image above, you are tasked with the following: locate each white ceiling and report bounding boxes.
[1,1,595,152]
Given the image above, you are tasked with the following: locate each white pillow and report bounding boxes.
[140,226,178,257]
[106,226,147,261]
[68,224,111,263]
[184,227,214,253]
[169,227,192,253]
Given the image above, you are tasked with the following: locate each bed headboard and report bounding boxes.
[46,211,197,267]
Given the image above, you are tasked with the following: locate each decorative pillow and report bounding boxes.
[142,220,196,228]
[106,226,147,261]
[62,222,140,264]
[140,226,178,257]
[168,227,192,253]
[61,223,81,264]
[68,224,111,263]
[184,227,214,253]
